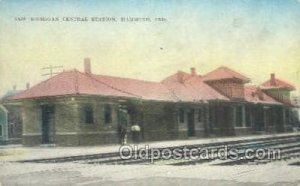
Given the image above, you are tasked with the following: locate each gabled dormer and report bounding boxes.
[260,73,296,105]
[201,66,250,100]
[161,68,229,102]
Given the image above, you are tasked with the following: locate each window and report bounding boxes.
[245,107,251,127]
[9,123,14,136]
[179,108,185,123]
[235,106,243,127]
[286,109,290,125]
[0,125,2,136]
[198,108,203,122]
[104,104,112,124]
[84,105,94,124]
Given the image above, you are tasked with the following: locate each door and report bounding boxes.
[222,106,234,136]
[117,109,128,144]
[275,107,284,133]
[41,105,55,144]
[187,109,195,137]
[253,107,264,131]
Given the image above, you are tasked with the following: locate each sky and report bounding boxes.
[0,0,300,97]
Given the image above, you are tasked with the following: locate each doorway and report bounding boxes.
[220,106,234,136]
[41,105,55,144]
[187,109,195,137]
[253,106,264,132]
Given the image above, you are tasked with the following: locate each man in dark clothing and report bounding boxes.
[118,108,128,145]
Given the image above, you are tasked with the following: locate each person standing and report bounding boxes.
[131,124,141,143]
[118,107,128,145]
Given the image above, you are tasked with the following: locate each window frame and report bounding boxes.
[245,107,251,127]
[104,104,112,125]
[83,104,94,124]
[179,108,185,123]
[9,123,14,135]
[235,106,243,127]
[198,108,203,123]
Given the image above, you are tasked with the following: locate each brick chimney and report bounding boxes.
[190,67,196,76]
[270,73,276,86]
[26,82,30,89]
[84,58,91,74]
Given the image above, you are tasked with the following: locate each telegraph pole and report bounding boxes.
[41,65,63,77]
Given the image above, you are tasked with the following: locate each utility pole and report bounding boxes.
[41,65,63,77]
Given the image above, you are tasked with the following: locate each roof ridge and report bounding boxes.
[93,74,160,84]
[221,66,249,80]
[78,71,142,98]
[202,65,250,82]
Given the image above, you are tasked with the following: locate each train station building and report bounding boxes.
[7,58,297,146]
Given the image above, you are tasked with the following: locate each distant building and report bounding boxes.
[0,87,23,144]
[6,58,298,146]
[0,105,8,144]
[291,96,300,126]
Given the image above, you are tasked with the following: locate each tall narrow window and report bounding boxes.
[104,104,112,124]
[245,107,251,127]
[9,123,14,136]
[236,106,243,127]
[84,105,94,124]
[198,108,203,122]
[179,108,185,123]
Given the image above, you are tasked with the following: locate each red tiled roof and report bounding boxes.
[13,69,229,102]
[13,70,137,100]
[90,74,176,101]
[12,70,177,101]
[201,66,250,83]
[244,86,282,105]
[11,65,295,105]
[161,71,229,102]
[161,71,193,84]
[261,78,296,91]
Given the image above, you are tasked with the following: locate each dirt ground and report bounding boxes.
[0,161,300,186]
